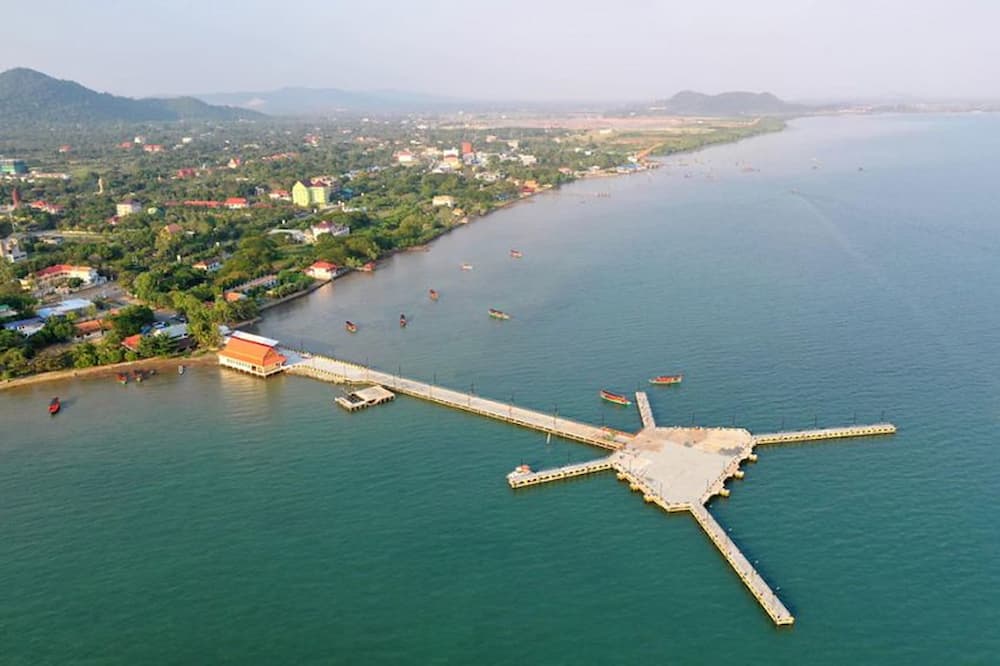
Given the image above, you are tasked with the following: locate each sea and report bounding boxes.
[2,114,998,664]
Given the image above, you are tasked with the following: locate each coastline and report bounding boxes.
[0,351,218,392]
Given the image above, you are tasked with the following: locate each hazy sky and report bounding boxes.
[3,0,999,101]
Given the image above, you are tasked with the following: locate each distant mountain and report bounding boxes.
[0,68,262,124]
[196,86,467,115]
[646,90,807,116]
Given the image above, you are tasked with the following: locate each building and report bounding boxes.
[292,180,331,207]
[394,150,416,165]
[29,201,64,215]
[143,144,164,153]
[268,189,291,201]
[0,158,28,175]
[161,223,184,236]
[2,317,44,336]
[218,331,287,377]
[116,200,142,217]
[231,274,278,294]
[309,221,350,240]
[122,334,143,353]
[20,264,104,291]
[224,197,248,209]
[461,141,474,156]
[37,298,95,320]
[193,257,223,272]
[432,195,456,207]
[73,318,112,341]
[519,154,538,166]
[305,261,339,280]
[0,236,27,262]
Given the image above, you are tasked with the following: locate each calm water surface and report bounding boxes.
[2,114,998,664]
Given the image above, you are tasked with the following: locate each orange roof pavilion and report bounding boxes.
[218,331,286,377]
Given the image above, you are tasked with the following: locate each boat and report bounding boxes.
[600,389,631,406]
[399,313,407,328]
[460,263,474,271]
[133,370,144,383]
[48,397,60,415]
[178,364,185,375]
[649,374,683,386]
[488,308,510,320]
[429,289,439,301]
[510,249,523,259]
[116,372,128,385]
[345,320,358,333]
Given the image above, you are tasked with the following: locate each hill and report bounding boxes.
[0,68,262,124]
[647,90,807,116]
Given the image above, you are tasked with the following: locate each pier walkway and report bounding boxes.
[287,353,633,450]
[689,504,795,626]
[754,423,897,445]
[279,352,898,627]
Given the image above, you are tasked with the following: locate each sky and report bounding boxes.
[3,0,999,102]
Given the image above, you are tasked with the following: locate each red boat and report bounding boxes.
[345,320,358,333]
[49,397,61,415]
[429,289,439,301]
[399,313,407,328]
[600,389,631,406]
[649,374,683,386]
[116,373,128,385]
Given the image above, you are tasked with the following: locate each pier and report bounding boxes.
[276,350,896,627]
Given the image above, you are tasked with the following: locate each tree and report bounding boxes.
[111,305,154,337]
[72,342,99,368]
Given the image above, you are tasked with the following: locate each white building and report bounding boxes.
[432,195,456,207]
[0,236,27,262]
[309,221,350,241]
[116,200,142,217]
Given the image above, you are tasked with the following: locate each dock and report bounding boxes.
[280,351,897,627]
[506,459,613,488]
[334,385,395,411]
[753,423,897,445]
[289,353,633,450]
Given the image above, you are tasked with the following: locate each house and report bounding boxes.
[58,145,72,153]
[73,318,112,340]
[309,221,350,240]
[395,150,415,164]
[20,264,104,291]
[224,291,247,302]
[37,298,95,320]
[227,157,242,169]
[268,189,291,201]
[3,317,44,336]
[161,223,184,236]
[225,197,248,210]
[193,257,223,272]
[183,200,223,208]
[29,201,64,215]
[231,274,278,294]
[116,200,142,217]
[305,261,339,280]
[218,331,287,377]
[519,154,538,166]
[122,334,143,353]
[0,304,18,320]
[176,168,197,179]
[143,144,164,153]
[292,180,331,207]
[1,236,27,262]
[432,195,456,207]
[0,158,28,175]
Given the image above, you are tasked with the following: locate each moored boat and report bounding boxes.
[116,372,128,385]
[134,370,144,383]
[48,397,61,415]
[429,289,439,301]
[488,308,510,320]
[345,320,358,333]
[178,364,185,375]
[399,313,407,328]
[600,389,631,406]
[510,249,523,258]
[649,374,683,386]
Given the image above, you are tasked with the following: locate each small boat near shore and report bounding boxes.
[600,389,631,406]
[345,320,358,333]
[399,313,408,328]
[116,372,128,385]
[488,308,510,320]
[510,249,523,259]
[178,364,185,375]
[649,374,683,386]
[49,397,61,415]
[429,289,439,301]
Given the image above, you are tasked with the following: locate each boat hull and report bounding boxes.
[600,391,631,406]
[649,375,683,385]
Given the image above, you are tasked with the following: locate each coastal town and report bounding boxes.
[0,116,779,381]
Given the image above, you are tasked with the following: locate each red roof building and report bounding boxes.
[224,197,248,209]
[218,331,286,377]
[305,261,339,280]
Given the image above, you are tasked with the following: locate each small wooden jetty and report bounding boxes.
[334,385,395,411]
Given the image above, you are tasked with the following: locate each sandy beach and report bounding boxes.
[0,352,218,392]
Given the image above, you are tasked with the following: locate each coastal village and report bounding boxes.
[0,116,774,380]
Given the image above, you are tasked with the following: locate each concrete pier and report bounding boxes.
[283,351,896,627]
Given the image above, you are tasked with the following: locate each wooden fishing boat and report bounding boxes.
[49,397,61,415]
[600,389,631,406]
[345,320,358,333]
[649,374,683,386]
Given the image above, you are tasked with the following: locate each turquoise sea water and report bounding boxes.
[2,114,999,664]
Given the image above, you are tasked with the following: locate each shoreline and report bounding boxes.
[0,352,218,392]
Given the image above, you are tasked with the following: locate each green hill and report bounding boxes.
[649,90,806,116]
[0,68,262,124]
